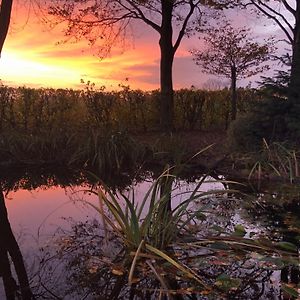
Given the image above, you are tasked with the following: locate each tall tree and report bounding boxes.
[191,24,273,120]
[0,0,13,56]
[45,0,233,131]
[247,1,300,113]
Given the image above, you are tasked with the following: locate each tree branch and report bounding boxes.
[250,0,294,44]
[126,0,161,33]
[174,0,200,52]
[256,0,294,33]
[281,0,296,17]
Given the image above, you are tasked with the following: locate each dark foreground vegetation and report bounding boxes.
[1,81,300,299]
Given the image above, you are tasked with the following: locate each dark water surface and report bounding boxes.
[0,169,299,299]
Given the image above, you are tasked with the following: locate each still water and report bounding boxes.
[0,171,299,299]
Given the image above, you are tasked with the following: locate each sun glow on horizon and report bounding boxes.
[0,51,84,88]
[0,2,202,91]
[0,43,161,90]
[0,4,204,91]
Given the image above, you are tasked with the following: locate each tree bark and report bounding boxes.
[289,1,300,105]
[230,65,237,121]
[159,1,174,132]
[0,0,13,55]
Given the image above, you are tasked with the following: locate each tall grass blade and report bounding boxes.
[98,188,108,244]
[128,240,144,285]
[146,261,170,298]
[145,244,207,287]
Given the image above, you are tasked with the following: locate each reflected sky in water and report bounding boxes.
[5,177,224,244]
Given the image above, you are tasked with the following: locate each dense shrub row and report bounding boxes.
[0,84,267,172]
[0,85,260,133]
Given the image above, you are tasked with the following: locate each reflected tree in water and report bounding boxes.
[0,189,33,299]
[34,214,289,299]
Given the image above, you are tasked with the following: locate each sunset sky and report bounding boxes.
[0,3,282,91]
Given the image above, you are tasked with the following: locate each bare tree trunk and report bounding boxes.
[159,1,174,132]
[230,65,237,121]
[289,2,300,105]
[286,3,300,134]
[0,0,13,55]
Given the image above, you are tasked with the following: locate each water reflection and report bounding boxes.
[242,187,300,300]
[0,168,299,299]
[34,218,280,299]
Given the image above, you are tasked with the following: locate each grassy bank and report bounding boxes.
[0,84,253,174]
[1,83,299,184]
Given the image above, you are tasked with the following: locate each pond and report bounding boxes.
[0,169,299,299]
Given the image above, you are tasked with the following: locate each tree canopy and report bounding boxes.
[191,23,274,120]
[191,24,273,79]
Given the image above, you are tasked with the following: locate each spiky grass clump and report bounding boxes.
[0,130,78,165]
[70,130,145,174]
[84,170,232,288]
[238,139,299,184]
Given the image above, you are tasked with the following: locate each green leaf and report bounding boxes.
[210,242,231,250]
[282,284,299,298]
[233,224,246,237]
[194,211,206,220]
[277,241,298,252]
[217,273,231,281]
[211,225,225,233]
[145,243,206,287]
[216,274,241,291]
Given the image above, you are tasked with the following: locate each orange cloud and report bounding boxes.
[0,3,209,91]
[0,5,161,90]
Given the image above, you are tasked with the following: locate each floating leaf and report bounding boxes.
[277,241,298,252]
[216,273,241,291]
[200,289,212,295]
[194,211,206,220]
[233,224,246,237]
[211,225,225,233]
[88,266,98,274]
[130,277,140,284]
[250,252,264,260]
[249,231,256,238]
[282,284,299,298]
[210,259,229,266]
[217,274,231,281]
[210,241,230,250]
[112,267,125,276]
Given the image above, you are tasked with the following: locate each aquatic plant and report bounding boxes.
[83,170,242,290]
